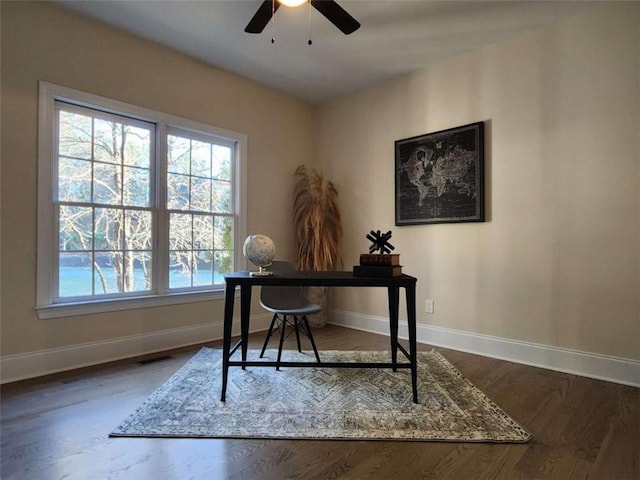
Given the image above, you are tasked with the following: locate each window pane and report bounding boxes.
[94,208,123,251]
[215,250,233,278]
[95,252,122,294]
[94,162,121,205]
[123,166,150,207]
[123,126,151,168]
[191,177,211,212]
[59,252,92,297]
[193,215,213,250]
[59,111,92,159]
[212,180,231,212]
[212,145,231,180]
[120,251,151,293]
[94,119,122,164]
[127,251,152,291]
[214,216,234,250]
[193,251,214,287]
[191,140,211,177]
[125,210,153,250]
[169,213,192,250]
[59,206,93,251]
[58,157,92,203]
[167,173,189,210]
[168,135,190,174]
[169,251,192,288]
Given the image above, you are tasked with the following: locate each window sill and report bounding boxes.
[35,289,228,320]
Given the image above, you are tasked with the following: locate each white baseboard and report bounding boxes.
[3,310,638,388]
[0,314,272,384]
[329,309,640,388]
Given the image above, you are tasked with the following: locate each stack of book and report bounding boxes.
[353,254,402,277]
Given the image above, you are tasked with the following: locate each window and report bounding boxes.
[166,129,235,290]
[56,105,155,299]
[37,82,246,318]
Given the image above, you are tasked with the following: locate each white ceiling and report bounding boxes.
[56,0,597,104]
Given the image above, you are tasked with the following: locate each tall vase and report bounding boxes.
[304,286,328,328]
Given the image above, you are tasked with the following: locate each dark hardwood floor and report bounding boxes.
[1,325,638,480]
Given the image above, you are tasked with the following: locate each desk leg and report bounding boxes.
[221,283,236,402]
[388,286,399,372]
[240,284,252,370]
[406,284,418,403]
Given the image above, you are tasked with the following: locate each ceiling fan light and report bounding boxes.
[278,0,307,7]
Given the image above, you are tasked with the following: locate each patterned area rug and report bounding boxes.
[111,348,532,442]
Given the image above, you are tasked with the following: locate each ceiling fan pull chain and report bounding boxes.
[307,0,312,45]
[271,0,276,43]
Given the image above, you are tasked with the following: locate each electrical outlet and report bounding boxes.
[425,299,434,314]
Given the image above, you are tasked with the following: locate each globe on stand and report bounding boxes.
[243,234,276,276]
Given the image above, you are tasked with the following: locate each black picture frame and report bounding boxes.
[395,121,485,226]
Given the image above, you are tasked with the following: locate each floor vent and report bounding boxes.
[138,355,174,365]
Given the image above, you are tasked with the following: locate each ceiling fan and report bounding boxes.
[245,0,361,36]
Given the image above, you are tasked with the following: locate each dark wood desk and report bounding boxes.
[221,270,419,403]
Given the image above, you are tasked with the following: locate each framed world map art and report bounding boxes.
[395,122,485,226]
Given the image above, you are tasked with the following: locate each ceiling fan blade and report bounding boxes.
[245,1,280,34]
[311,0,360,35]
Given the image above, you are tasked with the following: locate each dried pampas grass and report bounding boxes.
[293,165,342,271]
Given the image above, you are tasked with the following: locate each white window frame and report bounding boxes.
[36,82,247,319]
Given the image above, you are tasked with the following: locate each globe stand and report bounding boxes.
[250,265,274,277]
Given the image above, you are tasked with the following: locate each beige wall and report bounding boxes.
[0,2,314,356]
[316,3,640,360]
[1,1,638,369]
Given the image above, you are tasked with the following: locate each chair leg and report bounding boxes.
[293,315,302,353]
[260,313,279,358]
[301,315,321,363]
[276,314,288,371]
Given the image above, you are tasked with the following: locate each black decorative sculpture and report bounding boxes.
[366,230,395,254]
